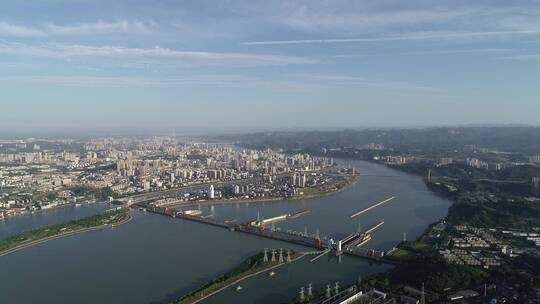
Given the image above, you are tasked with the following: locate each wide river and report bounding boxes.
[0,160,451,304]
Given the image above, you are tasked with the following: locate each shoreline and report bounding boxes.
[1,200,105,220]
[163,174,358,209]
[0,211,131,257]
[178,252,306,304]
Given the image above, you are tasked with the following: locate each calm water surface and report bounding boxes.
[0,160,451,304]
[0,202,110,239]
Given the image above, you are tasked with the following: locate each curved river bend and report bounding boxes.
[0,160,451,304]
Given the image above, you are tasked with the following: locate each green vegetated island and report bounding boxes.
[173,250,303,304]
[0,208,130,257]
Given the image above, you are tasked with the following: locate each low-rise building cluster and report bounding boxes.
[429,224,540,269]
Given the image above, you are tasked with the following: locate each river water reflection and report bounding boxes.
[0,160,451,304]
[0,202,110,239]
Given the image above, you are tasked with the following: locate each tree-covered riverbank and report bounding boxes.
[0,208,130,256]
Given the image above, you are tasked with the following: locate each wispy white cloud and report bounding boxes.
[296,74,443,93]
[279,8,475,34]
[0,75,161,87]
[0,72,442,94]
[332,48,512,58]
[0,62,37,69]
[0,20,152,38]
[44,20,153,35]
[0,41,317,67]
[502,54,540,60]
[243,30,540,45]
[0,22,46,38]
[406,48,512,55]
[0,74,324,92]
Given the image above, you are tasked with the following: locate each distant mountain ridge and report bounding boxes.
[222,126,540,154]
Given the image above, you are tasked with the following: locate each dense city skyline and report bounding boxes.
[2,0,540,132]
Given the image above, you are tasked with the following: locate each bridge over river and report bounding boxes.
[146,205,395,265]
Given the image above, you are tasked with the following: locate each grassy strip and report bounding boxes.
[386,241,435,262]
[299,187,324,196]
[0,208,129,255]
[174,250,301,304]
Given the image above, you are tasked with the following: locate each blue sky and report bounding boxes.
[1,0,539,134]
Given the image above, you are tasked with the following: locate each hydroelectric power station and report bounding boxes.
[144,197,396,264]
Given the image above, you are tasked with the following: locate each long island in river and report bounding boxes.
[0,159,451,304]
[0,208,129,257]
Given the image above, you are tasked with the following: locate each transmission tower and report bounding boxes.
[326,285,332,299]
[279,248,284,263]
[287,249,292,263]
[421,282,426,304]
[271,249,276,262]
[263,248,268,263]
[308,283,313,297]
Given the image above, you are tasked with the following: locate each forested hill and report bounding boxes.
[220,126,540,153]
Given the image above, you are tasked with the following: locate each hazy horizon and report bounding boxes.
[0,123,539,140]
